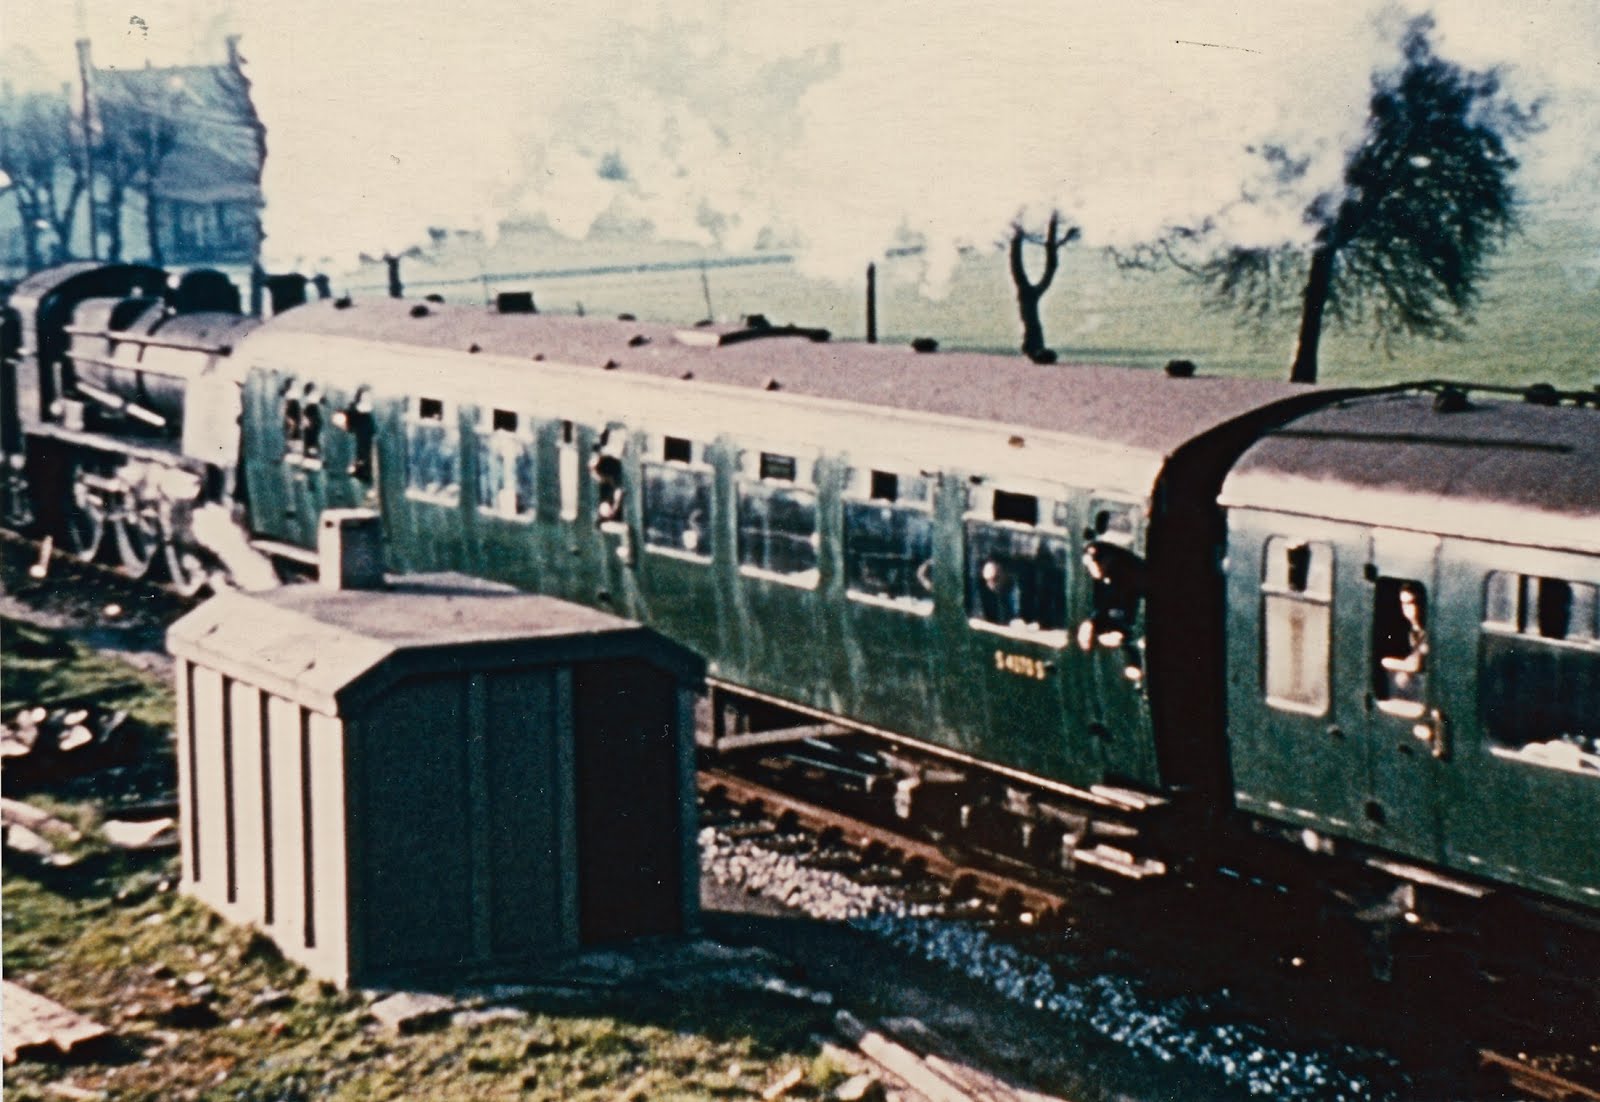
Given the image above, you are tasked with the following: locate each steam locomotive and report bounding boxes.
[4,260,1596,938]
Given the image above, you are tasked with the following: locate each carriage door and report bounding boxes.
[1355,529,1445,856]
[1082,499,1150,772]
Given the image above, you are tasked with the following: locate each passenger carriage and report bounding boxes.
[1222,390,1600,910]
[235,299,1338,809]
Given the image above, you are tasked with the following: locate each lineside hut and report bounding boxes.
[167,551,703,989]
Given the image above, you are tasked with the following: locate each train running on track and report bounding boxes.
[3,260,1597,943]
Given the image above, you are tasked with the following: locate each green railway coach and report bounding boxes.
[1222,392,1600,910]
[236,299,1337,806]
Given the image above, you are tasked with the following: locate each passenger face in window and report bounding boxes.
[1377,581,1428,702]
[981,558,1021,623]
[591,453,624,521]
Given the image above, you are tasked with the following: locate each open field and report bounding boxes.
[349,206,1598,392]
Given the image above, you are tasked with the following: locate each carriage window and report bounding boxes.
[1485,572,1598,642]
[845,469,934,611]
[333,388,374,485]
[475,408,535,519]
[737,452,818,585]
[1261,538,1332,715]
[405,396,459,504]
[1480,571,1599,774]
[280,382,302,459]
[966,492,1069,640]
[590,428,626,525]
[643,437,711,560]
[1091,504,1138,546]
[1372,577,1428,715]
[300,386,323,461]
[558,421,579,521]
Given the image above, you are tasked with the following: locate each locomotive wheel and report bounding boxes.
[63,472,108,562]
[162,542,211,597]
[112,495,162,578]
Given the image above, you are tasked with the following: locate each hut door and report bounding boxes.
[1355,529,1445,856]
[571,663,682,943]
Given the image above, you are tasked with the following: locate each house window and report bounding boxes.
[1481,571,1600,771]
[965,490,1069,639]
[643,437,711,559]
[737,451,818,585]
[844,468,934,610]
[475,408,535,519]
[1261,538,1332,715]
[405,397,459,504]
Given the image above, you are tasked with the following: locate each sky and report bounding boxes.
[4,0,1598,281]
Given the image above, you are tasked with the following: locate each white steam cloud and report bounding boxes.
[8,0,1599,284]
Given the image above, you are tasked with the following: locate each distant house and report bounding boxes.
[81,37,265,270]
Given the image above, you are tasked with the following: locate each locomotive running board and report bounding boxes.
[1365,857,1490,899]
[712,722,854,753]
[705,677,1166,814]
[247,537,320,567]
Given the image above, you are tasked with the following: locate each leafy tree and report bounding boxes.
[1008,210,1080,364]
[1135,17,1538,383]
[0,86,87,269]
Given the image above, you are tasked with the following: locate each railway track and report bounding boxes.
[700,766,1081,928]
[1479,1048,1600,1101]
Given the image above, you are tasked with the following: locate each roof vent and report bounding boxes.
[603,359,620,370]
[409,304,430,318]
[1164,359,1197,378]
[618,313,636,321]
[765,378,782,391]
[672,322,830,347]
[468,343,481,354]
[424,293,445,304]
[1523,383,1559,406]
[496,291,536,314]
[334,296,354,309]
[628,334,651,347]
[911,337,939,354]
[1432,385,1471,413]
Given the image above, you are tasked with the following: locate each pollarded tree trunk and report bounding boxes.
[1009,212,1077,363]
[1290,244,1336,384]
[1016,282,1047,361]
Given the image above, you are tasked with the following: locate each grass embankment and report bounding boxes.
[2,618,838,1101]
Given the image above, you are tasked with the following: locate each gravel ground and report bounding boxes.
[701,825,1411,1102]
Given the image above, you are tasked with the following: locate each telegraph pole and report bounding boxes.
[76,39,99,260]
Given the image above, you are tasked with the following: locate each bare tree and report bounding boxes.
[1127,17,1538,384]
[0,86,87,268]
[91,94,176,263]
[1008,210,1080,364]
